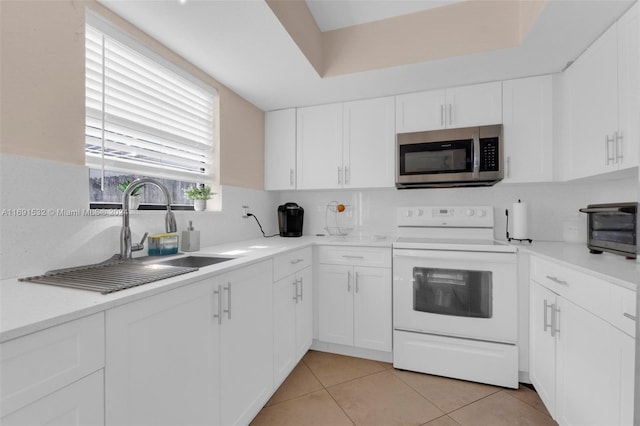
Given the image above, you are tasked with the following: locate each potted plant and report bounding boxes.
[118,180,143,210]
[184,184,212,211]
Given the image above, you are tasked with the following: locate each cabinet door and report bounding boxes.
[273,274,297,387]
[395,89,446,133]
[1,371,103,426]
[318,264,353,346]
[106,279,219,426]
[265,108,297,190]
[343,96,395,189]
[220,261,273,426]
[295,267,313,359]
[296,103,343,189]
[617,2,639,170]
[353,266,392,352]
[565,24,618,179]
[446,81,502,128]
[616,329,635,426]
[502,75,553,183]
[556,298,618,426]
[529,282,557,417]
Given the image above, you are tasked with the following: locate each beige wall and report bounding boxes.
[0,0,265,190]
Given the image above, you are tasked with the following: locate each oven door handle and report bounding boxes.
[579,206,636,214]
[393,249,515,263]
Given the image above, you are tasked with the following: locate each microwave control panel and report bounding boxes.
[479,137,499,172]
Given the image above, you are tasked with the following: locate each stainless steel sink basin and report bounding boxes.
[151,256,235,268]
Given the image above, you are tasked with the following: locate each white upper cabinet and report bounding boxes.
[396,81,502,133]
[265,108,297,190]
[501,75,554,183]
[296,103,344,189]
[296,97,395,190]
[564,2,638,180]
[343,96,395,189]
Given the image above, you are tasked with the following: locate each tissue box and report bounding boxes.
[148,233,179,256]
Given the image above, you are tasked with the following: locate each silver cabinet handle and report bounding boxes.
[605,134,615,165]
[546,275,568,286]
[440,104,445,127]
[624,312,636,321]
[543,300,552,333]
[289,168,294,187]
[290,258,304,265]
[337,166,342,185]
[213,284,222,325]
[223,282,232,320]
[448,104,453,126]
[615,131,624,163]
[506,156,511,179]
[342,255,364,259]
[355,272,359,293]
[299,277,304,301]
[347,270,352,293]
[292,280,299,302]
[344,166,350,185]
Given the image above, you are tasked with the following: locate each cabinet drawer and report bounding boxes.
[610,284,637,337]
[530,257,610,320]
[274,247,312,281]
[318,246,391,267]
[0,313,105,417]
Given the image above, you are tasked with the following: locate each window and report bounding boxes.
[85,15,218,207]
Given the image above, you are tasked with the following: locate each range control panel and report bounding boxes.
[397,205,494,228]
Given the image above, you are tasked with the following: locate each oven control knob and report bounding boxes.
[465,209,475,217]
[477,209,487,217]
[415,209,424,216]
[405,210,413,217]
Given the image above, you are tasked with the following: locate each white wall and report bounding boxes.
[0,154,279,280]
[279,177,638,241]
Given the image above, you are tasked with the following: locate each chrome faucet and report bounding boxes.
[120,178,177,260]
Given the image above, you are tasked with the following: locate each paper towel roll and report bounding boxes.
[512,201,529,240]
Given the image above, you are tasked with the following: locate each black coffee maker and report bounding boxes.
[278,203,304,237]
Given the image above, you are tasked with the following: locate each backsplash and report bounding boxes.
[278,177,638,242]
[0,154,279,280]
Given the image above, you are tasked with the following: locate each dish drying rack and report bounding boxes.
[325,201,353,236]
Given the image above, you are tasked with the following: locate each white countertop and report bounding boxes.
[0,237,316,343]
[509,240,639,290]
[3,235,635,343]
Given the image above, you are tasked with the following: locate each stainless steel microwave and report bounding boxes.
[396,124,503,188]
[579,202,637,259]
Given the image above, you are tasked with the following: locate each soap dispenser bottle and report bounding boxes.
[181,220,200,252]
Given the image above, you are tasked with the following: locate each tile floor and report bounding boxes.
[251,350,558,426]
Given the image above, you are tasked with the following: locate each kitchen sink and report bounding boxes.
[150,256,235,268]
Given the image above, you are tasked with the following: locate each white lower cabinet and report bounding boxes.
[219,261,274,426]
[317,246,392,352]
[106,279,220,426]
[529,256,635,426]
[105,260,273,426]
[1,313,105,425]
[273,266,312,386]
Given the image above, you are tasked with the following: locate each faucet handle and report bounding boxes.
[131,232,149,252]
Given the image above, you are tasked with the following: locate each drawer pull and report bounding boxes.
[623,312,636,321]
[546,275,568,286]
[290,258,305,265]
[342,255,364,259]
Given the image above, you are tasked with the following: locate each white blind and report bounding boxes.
[85,24,215,183]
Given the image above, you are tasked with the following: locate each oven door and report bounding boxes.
[393,248,517,344]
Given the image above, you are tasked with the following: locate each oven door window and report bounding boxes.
[399,139,473,175]
[413,267,492,318]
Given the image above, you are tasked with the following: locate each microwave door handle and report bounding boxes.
[579,206,636,214]
[472,132,480,178]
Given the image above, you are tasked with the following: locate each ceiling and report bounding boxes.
[97,0,635,112]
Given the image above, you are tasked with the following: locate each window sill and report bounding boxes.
[90,203,195,211]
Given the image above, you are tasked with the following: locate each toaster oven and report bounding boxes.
[579,202,637,259]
